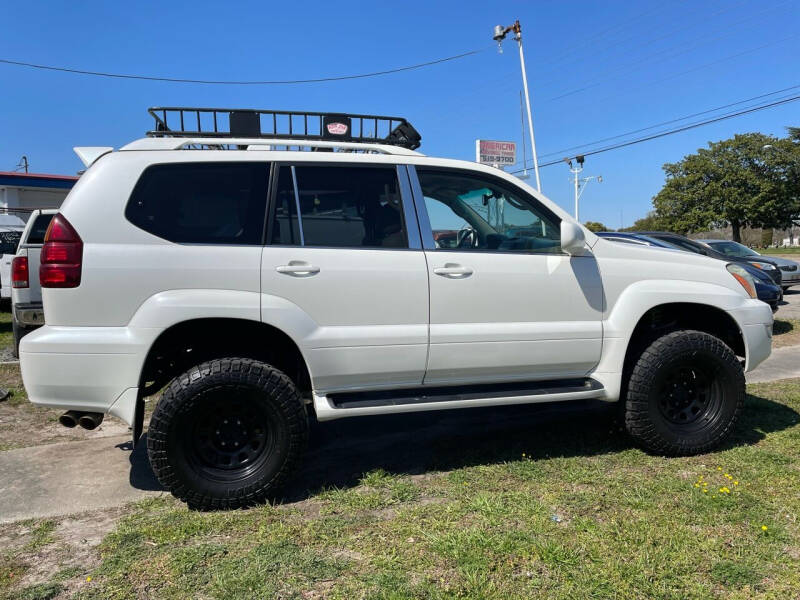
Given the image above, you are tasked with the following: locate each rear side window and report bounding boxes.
[126,163,269,244]
[0,231,21,255]
[269,165,407,248]
[26,214,55,245]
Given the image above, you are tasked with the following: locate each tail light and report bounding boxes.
[40,214,83,288]
[11,256,29,288]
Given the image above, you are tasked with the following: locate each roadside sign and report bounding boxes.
[476,140,516,167]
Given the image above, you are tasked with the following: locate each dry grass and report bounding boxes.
[772,319,800,348]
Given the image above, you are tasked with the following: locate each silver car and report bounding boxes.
[701,239,800,291]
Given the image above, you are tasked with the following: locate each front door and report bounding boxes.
[411,167,603,385]
[261,164,429,394]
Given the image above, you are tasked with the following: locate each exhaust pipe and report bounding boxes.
[59,410,81,428]
[78,412,104,431]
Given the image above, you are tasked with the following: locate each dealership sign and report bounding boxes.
[476,140,516,167]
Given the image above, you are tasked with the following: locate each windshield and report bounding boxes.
[707,241,760,257]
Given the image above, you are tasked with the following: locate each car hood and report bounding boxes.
[759,256,799,269]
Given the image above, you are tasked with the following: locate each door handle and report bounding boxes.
[433,264,473,277]
[276,263,320,276]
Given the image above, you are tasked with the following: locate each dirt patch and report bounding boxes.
[0,506,125,598]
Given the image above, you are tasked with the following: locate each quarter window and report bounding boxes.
[126,163,269,244]
[0,230,21,255]
[417,169,561,253]
[269,166,407,249]
[26,214,55,245]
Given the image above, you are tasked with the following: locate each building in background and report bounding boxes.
[0,171,78,222]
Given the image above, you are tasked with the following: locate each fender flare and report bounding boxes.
[595,279,751,381]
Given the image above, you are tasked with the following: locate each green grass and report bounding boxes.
[759,247,800,255]
[7,379,781,599]
[0,308,12,353]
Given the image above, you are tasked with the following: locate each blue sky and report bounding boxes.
[1,0,797,228]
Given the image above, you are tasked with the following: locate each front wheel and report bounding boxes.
[624,330,744,456]
[147,358,308,510]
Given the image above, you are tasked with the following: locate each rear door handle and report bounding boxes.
[276,263,320,276]
[433,264,473,277]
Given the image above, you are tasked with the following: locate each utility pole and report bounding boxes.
[15,155,29,173]
[493,20,541,192]
[518,91,529,180]
[563,155,602,221]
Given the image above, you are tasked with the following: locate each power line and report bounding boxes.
[0,47,489,85]
[537,84,800,160]
[548,30,797,102]
[511,94,800,173]
[533,2,680,73]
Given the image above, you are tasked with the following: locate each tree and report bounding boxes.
[621,211,669,232]
[583,221,609,232]
[652,132,800,241]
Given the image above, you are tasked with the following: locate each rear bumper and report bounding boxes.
[19,325,159,423]
[14,302,45,327]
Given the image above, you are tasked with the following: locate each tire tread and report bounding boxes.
[624,330,744,456]
[147,357,308,510]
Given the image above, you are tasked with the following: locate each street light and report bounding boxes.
[494,20,541,192]
[564,155,602,221]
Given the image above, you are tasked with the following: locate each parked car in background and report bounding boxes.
[699,239,800,292]
[605,232,783,312]
[0,214,27,301]
[594,231,675,248]
[10,209,56,356]
[637,232,783,288]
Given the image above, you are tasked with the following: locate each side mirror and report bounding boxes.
[560,221,586,254]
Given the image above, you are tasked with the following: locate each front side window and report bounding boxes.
[126,162,269,244]
[269,165,407,248]
[417,169,561,253]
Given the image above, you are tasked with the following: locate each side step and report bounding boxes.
[314,378,607,421]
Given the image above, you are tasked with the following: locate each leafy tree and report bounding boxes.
[621,211,669,232]
[583,221,609,232]
[652,132,799,241]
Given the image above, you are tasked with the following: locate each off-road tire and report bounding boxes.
[147,358,308,510]
[624,330,744,456]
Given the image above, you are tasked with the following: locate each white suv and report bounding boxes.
[20,108,773,510]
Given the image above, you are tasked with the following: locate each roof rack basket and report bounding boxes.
[147,107,421,150]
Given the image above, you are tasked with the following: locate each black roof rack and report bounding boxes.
[147,107,421,150]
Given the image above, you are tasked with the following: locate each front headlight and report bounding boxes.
[727,263,757,298]
[751,261,776,271]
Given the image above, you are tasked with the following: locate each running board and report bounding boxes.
[314,378,607,421]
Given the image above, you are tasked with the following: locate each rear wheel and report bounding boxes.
[624,330,744,456]
[147,358,308,510]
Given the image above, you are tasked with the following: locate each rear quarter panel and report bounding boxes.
[43,152,264,326]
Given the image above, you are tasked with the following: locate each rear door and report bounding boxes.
[411,166,603,385]
[260,164,429,394]
[0,229,23,298]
